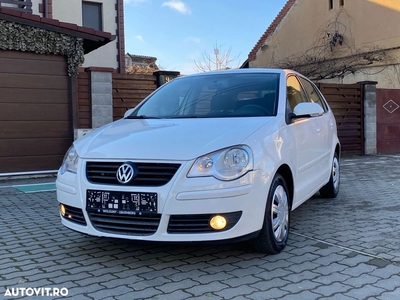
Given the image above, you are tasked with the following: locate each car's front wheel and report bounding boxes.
[319,152,340,198]
[253,174,290,254]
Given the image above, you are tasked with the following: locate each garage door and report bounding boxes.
[0,50,72,174]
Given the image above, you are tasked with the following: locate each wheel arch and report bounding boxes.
[335,143,341,160]
[275,164,294,209]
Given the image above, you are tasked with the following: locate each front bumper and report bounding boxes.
[56,161,272,242]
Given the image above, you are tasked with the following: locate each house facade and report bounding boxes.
[0,0,124,175]
[249,0,400,88]
[248,0,400,154]
[19,0,125,71]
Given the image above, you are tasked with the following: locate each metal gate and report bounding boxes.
[376,89,400,154]
[317,83,364,155]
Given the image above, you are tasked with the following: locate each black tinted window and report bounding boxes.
[82,2,102,31]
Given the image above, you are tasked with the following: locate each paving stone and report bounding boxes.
[250,278,291,291]
[279,290,321,300]
[246,288,290,300]
[340,263,377,277]
[86,285,134,299]
[372,275,400,291]
[214,285,258,299]
[150,290,193,300]
[319,294,357,300]
[313,263,348,275]
[281,279,322,293]
[185,281,229,297]
[221,274,261,288]
[343,273,380,288]
[377,288,400,300]
[169,269,207,282]
[194,272,235,284]
[227,265,265,278]
[369,266,400,279]
[312,282,352,297]
[156,279,199,294]
[128,277,171,291]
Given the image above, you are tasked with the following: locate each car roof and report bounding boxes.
[180,68,297,78]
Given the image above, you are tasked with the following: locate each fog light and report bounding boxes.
[210,215,227,230]
[60,204,66,216]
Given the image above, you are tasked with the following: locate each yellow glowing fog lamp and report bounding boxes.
[210,215,227,230]
[60,204,66,216]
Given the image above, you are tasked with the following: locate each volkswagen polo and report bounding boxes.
[56,69,340,254]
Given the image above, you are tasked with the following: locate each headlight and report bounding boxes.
[188,146,253,181]
[59,145,79,175]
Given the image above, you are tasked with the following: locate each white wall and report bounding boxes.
[52,0,118,69]
[31,0,42,15]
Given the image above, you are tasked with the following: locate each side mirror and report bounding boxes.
[290,102,324,120]
[123,108,135,119]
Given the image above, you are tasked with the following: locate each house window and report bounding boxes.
[329,0,333,9]
[340,0,344,6]
[82,2,102,31]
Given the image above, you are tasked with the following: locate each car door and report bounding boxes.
[286,75,323,205]
[298,76,332,184]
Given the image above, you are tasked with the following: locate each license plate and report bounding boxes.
[86,190,157,215]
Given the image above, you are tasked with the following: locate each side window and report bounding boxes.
[286,76,308,112]
[82,2,103,31]
[299,77,327,112]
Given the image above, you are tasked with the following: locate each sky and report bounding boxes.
[123,0,289,74]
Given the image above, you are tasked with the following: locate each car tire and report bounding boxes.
[319,152,340,198]
[253,174,290,254]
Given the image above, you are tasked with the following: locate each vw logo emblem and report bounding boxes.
[116,163,136,184]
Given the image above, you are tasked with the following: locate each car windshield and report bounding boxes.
[127,72,280,119]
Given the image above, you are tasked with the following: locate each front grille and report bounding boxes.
[168,212,242,234]
[60,204,87,226]
[86,162,181,186]
[87,212,161,236]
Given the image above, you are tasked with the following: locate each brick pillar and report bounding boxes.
[359,81,378,155]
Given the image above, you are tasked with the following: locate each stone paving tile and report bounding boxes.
[372,275,400,291]
[377,288,400,300]
[185,281,229,297]
[246,288,290,300]
[343,285,386,299]
[279,290,321,300]
[214,285,259,299]
[280,279,322,293]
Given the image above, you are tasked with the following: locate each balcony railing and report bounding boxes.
[0,0,32,13]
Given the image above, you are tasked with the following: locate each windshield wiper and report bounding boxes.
[126,115,161,119]
[168,115,203,118]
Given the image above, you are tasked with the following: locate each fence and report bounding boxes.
[317,83,364,155]
[112,73,158,120]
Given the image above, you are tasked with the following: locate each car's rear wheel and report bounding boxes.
[319,152,340,198]
[253,174,290,254]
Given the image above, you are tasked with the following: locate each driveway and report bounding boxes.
[1,155,400,300]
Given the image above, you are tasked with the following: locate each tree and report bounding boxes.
[193,43,240,72]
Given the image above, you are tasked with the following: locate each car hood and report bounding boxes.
[75,118,273,161]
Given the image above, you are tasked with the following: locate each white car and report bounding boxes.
[57,69,340,254]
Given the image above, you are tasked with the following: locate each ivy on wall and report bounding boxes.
[0,20,84,76]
